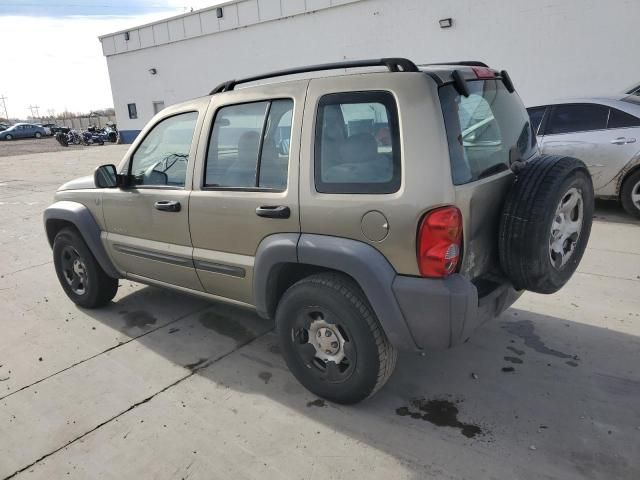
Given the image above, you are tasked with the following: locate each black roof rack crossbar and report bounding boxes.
[209,58,420,94]
[421,61,489,68]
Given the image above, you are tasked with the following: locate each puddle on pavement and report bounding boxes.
[502,320,575,360]
[502,367,515,373]
[504,356,523,364]
[396,398,483,439]
[122,310,157,330]
[199,310,254,345]
[184,358,208,371]
[307,399,326,408]
[258,371,272,384]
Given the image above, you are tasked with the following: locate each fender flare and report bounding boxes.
[253,233,418,350]
[43,201,121,279]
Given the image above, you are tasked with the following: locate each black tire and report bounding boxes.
[53,227,118,308]
[35,132,42,139]
[499,155,594,294]
[620,169,640,219]
[276,273,397,404]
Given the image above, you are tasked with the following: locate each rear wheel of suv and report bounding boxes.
[276,273,397,405]
[620,169,640,219]
[499,155,594,294]
[53,227,118,308]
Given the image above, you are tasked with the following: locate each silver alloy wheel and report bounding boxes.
[549,188,584,269]
[631,180,640,211]
[61,246,88,295]
[308,318,347,364]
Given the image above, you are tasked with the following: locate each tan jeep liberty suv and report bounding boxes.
[44,59,594,404]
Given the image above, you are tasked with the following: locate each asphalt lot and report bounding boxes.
[0,146,639,480]
[0,137,89,158]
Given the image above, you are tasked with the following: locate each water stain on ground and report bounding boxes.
[307,399,326,408]
[502,320,573,359]
[122,310,157,330]
[396,398,483,439]
[566,360,579,367]
[168,327,180,334]
[258,372,272,384]
[268,344,281,355]
[507,346,525,356]
[502,367,515,373]
[504,356,523,364]
[199,310,254,345]
[184,358,209,371]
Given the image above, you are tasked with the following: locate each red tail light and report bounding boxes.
[417,206,463,278]
[472,66,497,79]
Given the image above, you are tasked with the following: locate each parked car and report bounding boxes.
[36,124,52,136]
[41,123,61,136]
[624,83,640,96]
[0,122,10,132]
[528,95,640,218]
[44,59,593,404]
[0,123,46,140]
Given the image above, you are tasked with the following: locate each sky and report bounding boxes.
[0,0,223,120]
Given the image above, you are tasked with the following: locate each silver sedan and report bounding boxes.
[528,95,640,218]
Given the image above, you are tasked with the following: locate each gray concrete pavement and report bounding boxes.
[0,146,639,480]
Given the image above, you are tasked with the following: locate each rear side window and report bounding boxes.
[546,104,608,134]
[314,91,401,194]
[440,80,536,185]
[527,107,546,134]
[608,108,640,128]
[205,99,293,191]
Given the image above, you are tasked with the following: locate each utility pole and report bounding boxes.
[29,105,41,120]
[0,95,8,120]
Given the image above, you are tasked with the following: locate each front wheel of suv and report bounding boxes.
[276,273,397,405]
[53,227,118,308]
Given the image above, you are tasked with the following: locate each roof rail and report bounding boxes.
[209,58,420,94]
[421,61,490,68]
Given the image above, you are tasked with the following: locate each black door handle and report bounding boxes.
[154,200,181,212]
[256,205,290,219]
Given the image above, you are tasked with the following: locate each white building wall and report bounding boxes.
[101,0,640,136]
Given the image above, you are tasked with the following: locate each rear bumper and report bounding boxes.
[392,273,522,350]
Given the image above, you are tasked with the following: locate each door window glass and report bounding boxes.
[205,99,293,190]
[314,91,401,194]
[547,104,608,135]
[608,108,640,129]
[130,111,198,187]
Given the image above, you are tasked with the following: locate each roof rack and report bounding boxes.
[421,61,489,68]
[209,58,420,94]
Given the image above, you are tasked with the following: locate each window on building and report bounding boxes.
[607,108,640,129]
[205,99,293,191]
[314,91,401,194]
[129,111,198,187]
[153,101,165,115]
[127,103,138,119]
[546,104,609,135]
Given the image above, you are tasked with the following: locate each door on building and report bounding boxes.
[101,101,207,290]
[188,81,307,306]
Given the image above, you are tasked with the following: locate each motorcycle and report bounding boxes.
[81,129,104,146]
[54,131,69,147]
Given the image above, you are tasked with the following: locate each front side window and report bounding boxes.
[440,80,536,185]
[130,111,198,187]
[314,91,401,194]
[546,104,608,135]
[608,108,640,129]
[205,99,293,190]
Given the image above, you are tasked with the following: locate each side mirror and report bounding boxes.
[94,164,118,188]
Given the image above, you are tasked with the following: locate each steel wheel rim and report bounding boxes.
[291,307,356,384]
[549,187,583,269]
[631,180,640,210]
[60,246,88,295]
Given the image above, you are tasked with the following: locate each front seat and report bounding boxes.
[222,130,260,187]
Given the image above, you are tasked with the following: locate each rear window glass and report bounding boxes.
[546,104,608,134]
[314,91,401,194]
[527,107,546,134]
[440,80,536,185]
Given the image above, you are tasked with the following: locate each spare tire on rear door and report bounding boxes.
[499,155,594,294]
